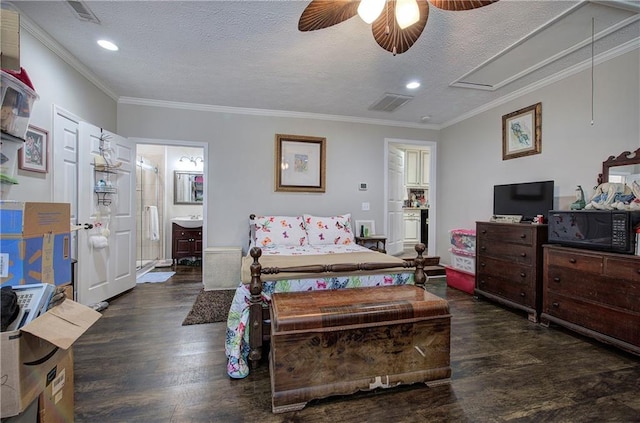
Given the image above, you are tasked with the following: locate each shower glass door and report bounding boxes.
[136,157,161,272]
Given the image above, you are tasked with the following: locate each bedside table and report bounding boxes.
[355,235,387,253]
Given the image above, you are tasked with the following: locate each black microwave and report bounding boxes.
[548,210,640,254]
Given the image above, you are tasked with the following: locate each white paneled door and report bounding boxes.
[386,145,405,256]
[76,123,136,305]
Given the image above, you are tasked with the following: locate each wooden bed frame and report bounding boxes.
[246,243,430,369]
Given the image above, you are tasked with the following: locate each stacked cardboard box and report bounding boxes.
[0,300,100,420]
[0,202,71,287]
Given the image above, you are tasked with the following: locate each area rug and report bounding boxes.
[182,289,236,325]
[136,271,175,284]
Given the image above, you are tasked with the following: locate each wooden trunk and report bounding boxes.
[269,285,451,413]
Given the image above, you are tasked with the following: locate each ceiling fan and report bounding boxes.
[298,0,498,55]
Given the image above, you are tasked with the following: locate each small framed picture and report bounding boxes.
[502,102,542,161]
[19,125,48,173]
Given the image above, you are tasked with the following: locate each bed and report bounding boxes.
[224,214,430,379]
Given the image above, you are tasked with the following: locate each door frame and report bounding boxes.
[383,138,437,256]
[130,137,208,264]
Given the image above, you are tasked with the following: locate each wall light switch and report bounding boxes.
[361,202,370,211]
[359,182,368,191]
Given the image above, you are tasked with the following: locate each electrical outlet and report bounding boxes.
[361,202,370,211]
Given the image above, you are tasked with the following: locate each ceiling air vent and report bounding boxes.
[368,93,413,112]
[66,0,100,24]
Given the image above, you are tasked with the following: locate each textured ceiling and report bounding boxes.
[6,0,640,128]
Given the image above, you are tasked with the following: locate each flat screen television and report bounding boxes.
[493,180,554,222]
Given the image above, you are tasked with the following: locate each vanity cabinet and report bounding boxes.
[403,210,420,246]
[541,245,640,355]
[475,222,547,322]
[404,149,430,187]
[172,223,203,265]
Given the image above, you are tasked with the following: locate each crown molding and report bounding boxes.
[17,10,119,102]
[117,97,439,130]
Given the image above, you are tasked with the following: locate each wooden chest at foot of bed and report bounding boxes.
[269,285,451,413]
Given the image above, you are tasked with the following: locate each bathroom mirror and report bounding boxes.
[174,171,203,204]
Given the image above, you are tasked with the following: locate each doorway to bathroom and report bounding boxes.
[135,143,206,278]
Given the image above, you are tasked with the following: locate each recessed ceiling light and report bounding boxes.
[406,81,420,89]
[97,39,118,51]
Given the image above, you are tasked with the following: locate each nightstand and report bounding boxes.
[355,235,387,253]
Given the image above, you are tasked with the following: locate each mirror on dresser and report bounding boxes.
[598,147,640,185]
[174,171,203,204]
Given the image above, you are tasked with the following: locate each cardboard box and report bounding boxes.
[0,202,71,286]
[38,348,74,423]
[0,299,100,418]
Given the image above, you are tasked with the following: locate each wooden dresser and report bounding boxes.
[475,222,548,322]
[541,245,640,355]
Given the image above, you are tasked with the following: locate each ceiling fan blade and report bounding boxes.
[428,0,498,12]
[371,0,429,55]
[298,0,360,31]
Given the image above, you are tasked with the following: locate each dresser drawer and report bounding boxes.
[544,292,640,347]
[476,273,535,308]
[545,267,640,314]
[544,248,603,274]
[604,256,640,282]
[477,242,534,265]
[477,256,534,285]
[477,224,534,246]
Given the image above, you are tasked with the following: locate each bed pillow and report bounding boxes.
[253,215,308,247]
[304,214,354,245]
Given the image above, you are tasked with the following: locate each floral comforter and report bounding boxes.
[225,245,416,378]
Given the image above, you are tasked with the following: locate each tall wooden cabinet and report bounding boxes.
[475,222,548,322]
[541,245,640,355]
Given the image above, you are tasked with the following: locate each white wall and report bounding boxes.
[438,49,640,263]
[5,30,117,202]
[117,108,438,251]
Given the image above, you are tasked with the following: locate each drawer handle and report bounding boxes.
[520,234,526,239]
[480,262,486,267]
[480,246,486,251]
[479,280,485,285]
[481,230,487,234]
[569,258,576,264]
[520,272,526,278]
[520,252,527,257]
[553,277,560,282]
[552,302,559,308]
[520,292,526,297]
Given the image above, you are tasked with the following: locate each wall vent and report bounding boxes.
[66,0,100,24]
[368,93,413,112]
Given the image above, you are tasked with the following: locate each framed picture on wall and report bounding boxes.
[19,125,49,173]
[502,102,542,161]
[275,134,326,193]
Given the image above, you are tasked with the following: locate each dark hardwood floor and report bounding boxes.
[73,268,640,422]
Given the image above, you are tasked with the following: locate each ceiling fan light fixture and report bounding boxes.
[357,0,386,24]
[396,0,420,29]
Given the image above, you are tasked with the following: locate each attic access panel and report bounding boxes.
[450,1,640,91]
